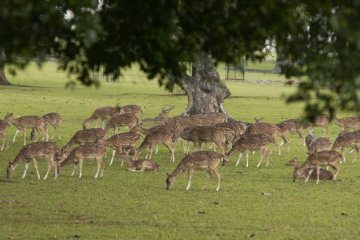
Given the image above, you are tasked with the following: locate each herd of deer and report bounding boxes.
[2,104,360,190]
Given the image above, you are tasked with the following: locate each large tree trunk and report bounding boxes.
[0,49,11,86]
[177,53,232,118]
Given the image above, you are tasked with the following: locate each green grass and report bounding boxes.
[1,62,360,239]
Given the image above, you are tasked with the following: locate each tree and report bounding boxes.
[1,1,360,119]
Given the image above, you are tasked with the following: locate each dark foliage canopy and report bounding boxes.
[1,0,360,119]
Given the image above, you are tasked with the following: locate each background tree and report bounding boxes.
[1,0,360,119]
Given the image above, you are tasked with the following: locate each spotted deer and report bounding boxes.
[305,114,329,136]
[62,128,106,151]
[105,113,140,134]
[276,119,305,148]
[132,124,166,154]
[142,105,175,125]
[302,150,341,184]
[244,122,286,155]
[226,134,275,167]
[335,116,360,133]
[83,106,123,129]
[104,131,142,166]
[332,130,360,163]
[135,125,178,162]
[285,158,334,182]
[121,105,143,118]
[126,157,160,172]
[6,142,61,180]
[215,120,247,144]
[9,114,48,145]
[305,133,331,154]
[56,141,107,179]
[166,151,228,191]
[31,112,62,141]
[0,113,12,151]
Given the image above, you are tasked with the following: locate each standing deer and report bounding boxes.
[62,128,106,151]
[166,151,228,191]
[334,116,360,133]
[31,112,62,140]
[332,130,360,163]
[276,119,305,148]
[104,131,142,166]
[121,105,143,118]
[305,133,331,154]
[6,142,60,180]
[9,114,48,145]
[0,113,12,151]
[286,158,334,182]
[226,134,275,167]
[83,106,123,129]
[305,114,329,136]
[56,141,107,179]
[302,150,341,184]
[105,113,140,134]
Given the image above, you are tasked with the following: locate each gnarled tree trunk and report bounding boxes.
[175,53,232,118]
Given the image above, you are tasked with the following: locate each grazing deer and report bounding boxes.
[286,158,334,182]
[332,130,360,163]
[0,113,12,151]
[6,142,60,180]
[31,112,62,141]
[132,124,166,154]
[226,134,275,167]
[121,105,143,118]
[9,114,48,145]
[104,131,142,166]
[276,119,305,148]
[302,150,341,184]
[244,122,286,155]
[305,133,331,154]
[305,114,329,136]
[334,116,360,133]
[166,151,228,191]
[126,158,160,172]
[83,106,123,129]
[56,141,107,179]
[105,113,140,134]
[215,120,247,144]
[135,125,178,162]
[62,128,106,151]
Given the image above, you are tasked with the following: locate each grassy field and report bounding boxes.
[1,63,359,240]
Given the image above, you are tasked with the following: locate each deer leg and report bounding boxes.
[22,162,30,179]
[23,129,27,146]
[155,144,159,154]
[32,158,41,180]
[236,152,243,166]
[315,166,321,184]
[202,169,212,190]
[79,159,84,179]
[305,168,314,183]
[341,148,346,163]
[211,167,221,192]
[330,163,340,181]
[265,148,270,167]
[13,129,20,143]
[110,149,116,166]
[43,157,52,180]
[163,141,175,162]
[1,136,5,151]
[71,162,78,177]
[257,148,264,168]
[246,150,250,168]
[186,169,194,191]
[6,134,9,150]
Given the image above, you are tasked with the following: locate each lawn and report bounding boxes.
[0,62,359,240]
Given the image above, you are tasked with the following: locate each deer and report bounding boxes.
[9,113,48,146]
[244,122,286,155]
[142,105,175,125]
[215,120,247,144]
[6,142,61,180]
[104,131,142,166]
[56,141,107,179]
[226,134,275,168]
[82,106,123,129]
[334,116,360,133]
[121,105,143,118]
[105,113,140,134]
[285,158,334,182]
[135,124,178,162]
[179,126,233,154]
[301,150,341,184]
[132,124,167,154]
[166,151,228,191]
[62,128,106,151]
[276,119,305,148]
[332,130,360,163]
[31,112,62,141]
[126,157,160,172]
[0,113,12,151]
[305,133,331,154]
